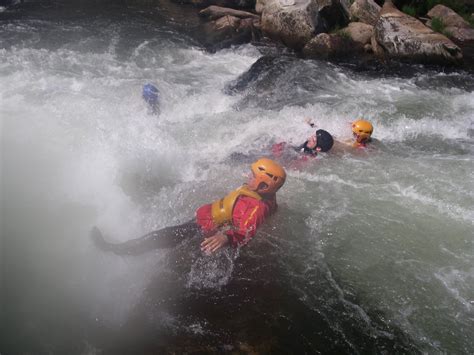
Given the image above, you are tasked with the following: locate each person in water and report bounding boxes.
[271,128,334,159]
[295,128,334,156]
[142,83,159,114]
[91,158,286,255]
[350,119,373,148]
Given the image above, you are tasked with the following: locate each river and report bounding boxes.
[1,1,474,353]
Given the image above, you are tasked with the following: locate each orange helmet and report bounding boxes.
[352,119,373,143]
[250,158,286,195]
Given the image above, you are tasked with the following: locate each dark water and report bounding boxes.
[1,1,474,354]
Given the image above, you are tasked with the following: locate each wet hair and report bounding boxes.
[315,129,334,152]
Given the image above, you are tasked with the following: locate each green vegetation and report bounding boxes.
[430,17,453,37]
[463,14,474,27]
[337,30,351,40]
[402,5,417,17]
[398,0,472,19]
[431,17,446,33]
[397,0,473,28]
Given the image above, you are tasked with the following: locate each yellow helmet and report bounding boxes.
[352,119,373,143]
[250,158,286,195]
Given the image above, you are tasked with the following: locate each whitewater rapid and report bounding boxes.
[1,1,474,354]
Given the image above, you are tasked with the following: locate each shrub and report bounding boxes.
[337,30,351,39]
[430,17,453,37]
[431,16,446,33]
[402,5,417,17]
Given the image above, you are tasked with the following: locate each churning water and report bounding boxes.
[1,1,473,354]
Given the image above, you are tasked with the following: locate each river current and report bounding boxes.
[1,1,474,354]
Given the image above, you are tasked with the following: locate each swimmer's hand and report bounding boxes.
[200,232,229,254]
[304,117,316,127]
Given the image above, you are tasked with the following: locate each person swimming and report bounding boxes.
[295,129,334,156]
[271,128,334,162]
[351,119,373,148]
[142,83,159,114]
[92,158,286,255]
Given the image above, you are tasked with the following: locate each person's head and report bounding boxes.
[305,129,334,153]
[142,83,159,106]
[248,158,286,195]
[352,119,373,144]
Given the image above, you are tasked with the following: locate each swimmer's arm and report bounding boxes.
[294,141,308,152]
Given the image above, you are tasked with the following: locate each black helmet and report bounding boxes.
[315,129,334,152]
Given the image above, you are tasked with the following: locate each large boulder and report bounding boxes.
[202,15,261,50]
[183,0,256,9]
[259,0,350,50]
[349,0,381,26]
[343,21,373,45]
[303,32,362,59]
[373,1,462,65]
[426,5,474,45]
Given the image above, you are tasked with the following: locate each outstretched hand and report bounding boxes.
[304,117,316,127]
[200,232,229,254]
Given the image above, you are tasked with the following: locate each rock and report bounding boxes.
[302,32,362,59]
[373,1,462,65]
[199,5,259,20]
[427,5,471,29]
[363,43,373,53]
[215,14,241,29]
[202,15,260,50]
[349,0,381,26]
[259,0,351,50]
[185,0,256,10]
[370,34,384,57]
[426,5,474,45]
[255,0,265,14]
[343,21,373,45]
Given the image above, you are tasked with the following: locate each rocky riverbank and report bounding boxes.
[172,0,474,68]
[204,0,474,66]
[3,0,472,67]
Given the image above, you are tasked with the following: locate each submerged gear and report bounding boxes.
[250,158,286,195]
[352,119,373,143]
[142,83,159,106]
[315,129,334,152]
[211,185,262,226]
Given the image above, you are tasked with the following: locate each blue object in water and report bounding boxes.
[142,83,159,113]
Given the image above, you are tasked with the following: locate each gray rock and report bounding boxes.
[260,0,350,50]
[373,1,462,65]
[343,21,373,45]
[426,5,474,45]
[199,5,259,20]
[427,5,471,29]
[202,14,260,50]
[349,0,381,26]
[186,0,256,9]
[303,32,362,59]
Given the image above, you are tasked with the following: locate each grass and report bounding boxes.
[431,17,453,37]
[402,5,417,17]
[399,0,472,19]
[399,0,473,28]
[431,17,446,33]
[337,30,351,39]
[462,14,474,28]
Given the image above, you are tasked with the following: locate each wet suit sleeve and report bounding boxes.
[224,198,275,248]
